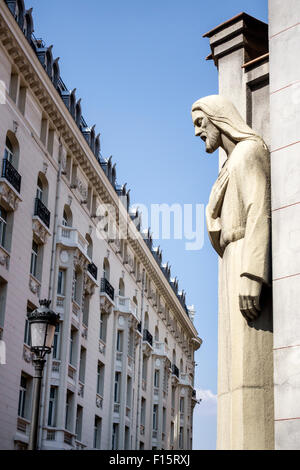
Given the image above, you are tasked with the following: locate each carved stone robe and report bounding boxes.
[206,137,274,450]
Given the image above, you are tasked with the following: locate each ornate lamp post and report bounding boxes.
[27,299,60,450]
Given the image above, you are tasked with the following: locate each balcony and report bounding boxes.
[2,158,21,193]
[57,225,89,259]
[115,296,139,320]
[153,341,169,359]
[100,277,115,312]
[172,363,179,378]
[0,159,22,212]
[87,262,98,280]
[143,329,153,355]
[180,373,193,388]
[143,329,153,346]
[34,197,50,228]
[100,277,114,301]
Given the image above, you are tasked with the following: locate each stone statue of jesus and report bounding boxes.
[192,95,274,450]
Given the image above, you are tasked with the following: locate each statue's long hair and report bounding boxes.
[192,95,268,150]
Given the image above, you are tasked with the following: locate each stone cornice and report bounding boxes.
[0,1,200,341]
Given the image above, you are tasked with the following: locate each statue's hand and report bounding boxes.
[239,276,263,322]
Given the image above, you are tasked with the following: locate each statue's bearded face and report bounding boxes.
[192,110,221,154]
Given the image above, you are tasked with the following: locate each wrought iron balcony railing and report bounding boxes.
[34,197,51,228]
[143,328,153,347]
[87,262,98,280]
[172,363,179,378]
[100,277,114,301]
[2,158,21,193]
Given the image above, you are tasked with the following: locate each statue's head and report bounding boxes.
[191,95,261,154]
[192,109,221,154]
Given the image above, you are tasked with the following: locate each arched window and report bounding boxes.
[180,358,183,374]
[62,205,72,227]
[36,177,43,201]
[36,172,48,206]
[4,132,19,168]
[119,278,125,297]
[4,136,13,163]
[103,258,110,281]
[155,326,159,342]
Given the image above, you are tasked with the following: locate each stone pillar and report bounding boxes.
[203,13,274,450]
[268,0,300,450]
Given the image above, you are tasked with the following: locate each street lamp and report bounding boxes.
[27,299,60,450]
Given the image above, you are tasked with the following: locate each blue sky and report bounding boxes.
[27,0,268,450]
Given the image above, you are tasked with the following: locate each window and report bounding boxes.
[162,407,166,435]
[114,372,121,403]
[69,329,76,366]
[116,330,123,352]
[57,269,65,296]
[180,397,185,413]
[52,324,60,359]
[48,387,57,427]
[99,312,108,343]
[65,390,73,431]
[36,177,43,201]
[179,427,184,449]
[171,386,176,409]
[79,347,86,384]
[153,405,158,431]
[4,137,13,163]
[142,355,147,382]
[171,422,174,446]
[128,328,134,358]
[126,376,132,409]
[94,417,102,449]
[18,374,30,419]
[24,318,31,346]
[62,210,68,227]
[75,406,83,442]
[112,423,118,450]
[154,369,160,388]
[141,398,146,427]
[118,278,125,297]
[125,426,130,450]
[62,205,72,227]
[0,207,7,249]
[97,362,105,396]
[103,258,110,281]
[73,269,82,305]
[82,294,89,327]
[30,241,38,278]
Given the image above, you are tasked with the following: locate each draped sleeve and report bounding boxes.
[234,140,271,285]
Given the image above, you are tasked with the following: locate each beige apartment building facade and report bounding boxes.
[0,0,201,451]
